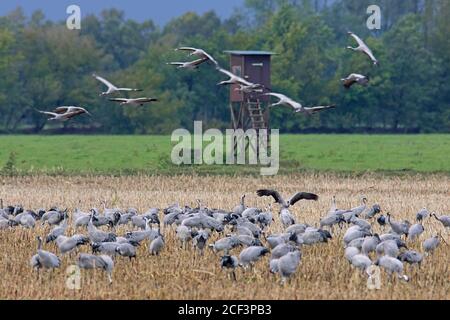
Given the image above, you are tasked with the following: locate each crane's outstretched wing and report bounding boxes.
[92,74,116,89]
[134,98,158,103]
[190,57,209,66]
[304,105,336,113]
[109,98,129,103]
[257,189,285,205]
[54,106,84,114]
[200,50,219,66]
[265,92,289,101]
[167,62,184,66]
[217,67,236,78]
[348,32,366,48]
[289,192,319,206]
[176,47,197,53]
[37,110,57,117]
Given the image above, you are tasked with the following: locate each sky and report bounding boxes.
[0,0,245,26]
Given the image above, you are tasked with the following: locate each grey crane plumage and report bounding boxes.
[109,97,158,106]
[175,47,219,66]
[15,211,36,229]
[239,246,269,267]
[422,235,440,254]
[277,250,302,283]
[46,217,68,243]
[376,239,405,258]
[41,209,68,226]
[236,234,262,247]
[377,215,387,228]
[361,234,381,255]
[125,218,159,243]
[88,214,116,243]
[266,233,297,249]
[264,92,335,115]
[299,229,331,245]
[387,213,410,237]
[149,234,165,255]
[346,237,366,249]
[271,243,298,260]
[345,246,360,262]
[77,253,114,284]
[375,256,409,281]
[379,233,401,242]
[349,216,371,230]
[363,204,382,219]
[210,235,241,253]
[398,250,423,265]
[285,224,309,235]
[116,242,137,260]
[341,73,369,89]
[256,205,274,229]
[241,207,261,222]
[256,189,319,208]
[132,215,149,230]
[37,107,91,122]
[416,208,429,221]
[92,242,120,256]
[343,226,371,245]
[176,225,195,248]
[350,254,372,271]
[320,213,345,229]
[408,223,424,241]
[193,229,209,254]
[58,234,89,254]
[31,236,61,271]
[167,58,209,70]
[269,258,280,274]
[233,194,246,216]
[347,31,379,65]
[93,73,142,96]
[217,67,254,87]
[220,255,239,281]
[257,189,318,228]
[432,213,450,228]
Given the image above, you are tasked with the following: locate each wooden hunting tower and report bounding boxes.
[224,50,275,131]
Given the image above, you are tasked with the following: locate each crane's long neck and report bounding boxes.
[37,237,42,250]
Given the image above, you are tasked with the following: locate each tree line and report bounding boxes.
[0,0,449,134]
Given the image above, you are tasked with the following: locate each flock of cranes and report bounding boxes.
[36,31,378,123]
[0,191,448,285]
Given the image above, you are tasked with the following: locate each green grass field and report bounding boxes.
[0,135,448,175]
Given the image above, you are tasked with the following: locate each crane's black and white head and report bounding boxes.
[377,215,386,226]
[106,233,117,243]
[318,229,332,242]
[288,232,298,243]
[220,255,238,269]
[91,243,101,253]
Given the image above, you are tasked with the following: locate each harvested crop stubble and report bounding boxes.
[0,174,448,300]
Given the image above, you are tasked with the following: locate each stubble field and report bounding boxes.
[0,174,448,300]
